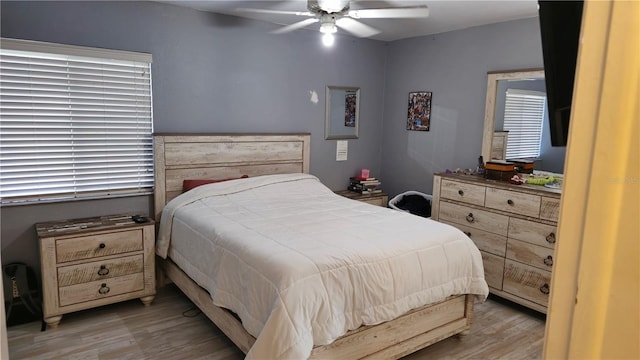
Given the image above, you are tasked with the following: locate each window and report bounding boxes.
[0,38,153,205]
[503,89,547,159]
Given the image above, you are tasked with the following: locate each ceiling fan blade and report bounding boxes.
[335,17,380,38]
[271,18,319,34]
[348,6,430,19]
[236,8,314,17]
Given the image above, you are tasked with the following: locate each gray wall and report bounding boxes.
[380,18,546,197]
[0,0,387,270]
[0,1,549,275]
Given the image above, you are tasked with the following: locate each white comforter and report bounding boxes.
[157,173,488,359]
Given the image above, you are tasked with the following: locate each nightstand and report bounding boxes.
[335,190,389,207]
[36,214,156,327]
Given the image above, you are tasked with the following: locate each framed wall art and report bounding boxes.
[325,86,359,139]
[407,91,432,131]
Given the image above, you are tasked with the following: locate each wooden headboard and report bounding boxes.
[153,133,311,221]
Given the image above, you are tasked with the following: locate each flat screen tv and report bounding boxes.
[538,0,584,146]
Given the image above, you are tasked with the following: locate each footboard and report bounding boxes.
[310,292,473,359]
[159,257,474,359]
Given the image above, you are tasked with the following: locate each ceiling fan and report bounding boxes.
[237,0,430,46]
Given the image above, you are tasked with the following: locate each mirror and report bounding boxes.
[481,69,566,173]
[325,86,359,140]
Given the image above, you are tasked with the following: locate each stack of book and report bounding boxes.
[348,176,382,194]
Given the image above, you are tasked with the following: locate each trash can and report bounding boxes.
[388,191,433,218]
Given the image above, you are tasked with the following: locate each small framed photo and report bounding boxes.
[407,91,432,131]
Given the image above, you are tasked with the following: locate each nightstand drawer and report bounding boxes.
[56,229,143,263]
[485,188,541,218]
[57,254,144,287]
[440,179,486,206]
[503,260,551,306]
[334,190,388,207]
[358,197,386,206]
[59,272,145,306]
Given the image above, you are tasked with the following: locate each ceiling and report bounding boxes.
[156,0,539,42]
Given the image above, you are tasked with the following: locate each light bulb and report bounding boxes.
[322,33,335,47]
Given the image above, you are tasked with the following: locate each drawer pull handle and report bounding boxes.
[539,283,550,295]
[458,190,464,196]
[546,232,556,244]
[99,243,106,249]
[507,199,514,205]
[464,231,471,237]
[543,255,554,267]
[465,213,475,223]
[99,283,110,295]
[98,265,110,276]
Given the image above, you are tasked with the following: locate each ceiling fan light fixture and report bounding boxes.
[242,0,429,40]
[322,33,335,47]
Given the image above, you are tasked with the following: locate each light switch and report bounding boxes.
[336,140,348,161]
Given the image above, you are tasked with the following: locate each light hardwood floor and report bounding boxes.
[7,285,545,359]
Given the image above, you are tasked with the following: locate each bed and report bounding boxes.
[153,133,489,359]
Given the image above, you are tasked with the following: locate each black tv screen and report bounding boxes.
[538,0,584,146]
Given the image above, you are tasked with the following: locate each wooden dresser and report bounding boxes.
[335,190,389,207]
[37,214,156,327]
[432,173,561,313]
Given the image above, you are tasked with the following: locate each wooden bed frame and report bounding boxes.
[153,133,475,359]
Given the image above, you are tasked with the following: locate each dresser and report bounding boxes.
[335,190,389,207]
[432,173,561,313]
[37,214,156,327]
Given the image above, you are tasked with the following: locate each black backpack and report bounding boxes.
[3,262,43,327]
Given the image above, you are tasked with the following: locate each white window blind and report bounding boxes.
[503,88,546,159]
[0,38,153,205]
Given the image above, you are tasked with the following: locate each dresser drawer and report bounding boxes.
[57,254,144,287]
[485,188,541,218]
[58,272,144,306]
[508,218,557,249]
[506,239,555,271]
[481,251,505,290]
[440,179,486,206]
[56,229,143,263]
[439,201,509,236]
[503,260,551,306]
[540,197,560,221]
[442,221,507,256]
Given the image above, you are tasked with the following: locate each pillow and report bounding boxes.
[182,175,248,192]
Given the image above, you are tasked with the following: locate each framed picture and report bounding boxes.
[344,92,357,127]
[407,91,432,131]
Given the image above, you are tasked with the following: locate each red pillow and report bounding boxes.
[182,175,248,192]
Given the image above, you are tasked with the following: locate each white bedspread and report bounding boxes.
[157,173,488,359]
